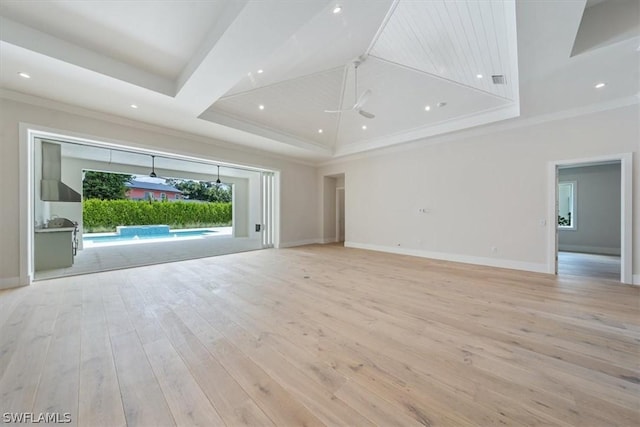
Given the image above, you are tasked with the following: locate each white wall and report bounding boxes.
[0,97,319,287]
[558,163,621,255]
[2,96,638,287]
[319,105,639,280]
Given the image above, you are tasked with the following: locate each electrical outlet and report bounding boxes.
[491,246,498,254]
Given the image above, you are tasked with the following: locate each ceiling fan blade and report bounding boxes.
[358,110,375,119]
[354,89,371,110]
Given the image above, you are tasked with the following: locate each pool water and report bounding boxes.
[84,229,218,243]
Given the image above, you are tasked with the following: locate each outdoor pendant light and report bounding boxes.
[149,155,157,177]
[216,165,221,185]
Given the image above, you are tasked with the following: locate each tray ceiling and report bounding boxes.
[1,0,636,161]
[204,0,519,152]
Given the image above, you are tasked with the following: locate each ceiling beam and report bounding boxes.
[200,110,333,156]
[0,17,174,96]
[174,0,332,116]
[572,0,640,56]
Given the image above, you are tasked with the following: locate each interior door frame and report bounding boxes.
[546,152,633,284]
[261,171,276,248]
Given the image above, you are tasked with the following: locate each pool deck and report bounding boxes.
[35,227,260,280]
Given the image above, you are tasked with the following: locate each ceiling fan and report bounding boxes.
[325,57,375,119]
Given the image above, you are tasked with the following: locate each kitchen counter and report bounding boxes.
[35,226,75,233]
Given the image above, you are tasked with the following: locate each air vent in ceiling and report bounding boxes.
[492,75,506,85]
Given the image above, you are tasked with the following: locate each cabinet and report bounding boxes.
[34,228,74,271]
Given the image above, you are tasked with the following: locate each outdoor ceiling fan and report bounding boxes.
[325,56,375,119]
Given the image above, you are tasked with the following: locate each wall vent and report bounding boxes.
[492,75,506,85]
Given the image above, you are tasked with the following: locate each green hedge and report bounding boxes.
[83,199,231,232]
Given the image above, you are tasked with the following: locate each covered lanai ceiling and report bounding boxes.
[0,0,638,161]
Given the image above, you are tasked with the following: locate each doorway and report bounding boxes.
[336,187,345,243]
[22,129,277,282]
[322,174,345,244]
[547,154,632,284]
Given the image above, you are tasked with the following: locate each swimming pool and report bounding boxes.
[84,228,219,244]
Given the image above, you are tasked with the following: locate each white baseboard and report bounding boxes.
[633,275,640,286]
[558,244,621,256]
[0,276,23,290]
[344,242,548,274]
[278,238,323,248]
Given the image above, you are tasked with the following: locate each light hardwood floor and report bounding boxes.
[558,251,621,281]
[1,245,638,426]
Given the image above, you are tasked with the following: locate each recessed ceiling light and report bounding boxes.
[594,82,606,89]
[259,104,265,110]
[18,72,31,79]
[437,102,447,108]
[257,69,264,74]
[424,105,431,111]
[476,74,483,79]
[333,5,342,14]
[130,104,138,109]
[318,129,323,134]
[361,125,367,130]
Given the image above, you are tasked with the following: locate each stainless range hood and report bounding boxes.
[41,141,82,202]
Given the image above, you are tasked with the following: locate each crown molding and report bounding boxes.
[320,94,639,167]
[0,88,319,168]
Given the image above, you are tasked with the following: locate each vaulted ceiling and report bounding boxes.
[204,0,519,157]
[0,0,638,162]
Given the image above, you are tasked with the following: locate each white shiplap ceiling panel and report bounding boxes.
[370,0,515,100]
[211,68,345,145]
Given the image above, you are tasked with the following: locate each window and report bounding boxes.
[175,194,180,200]
[161,193,167,201]
[144,191,154,200]
[558,181,576,230]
